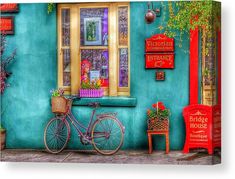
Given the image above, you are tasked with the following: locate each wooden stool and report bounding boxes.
[147,130,169,154]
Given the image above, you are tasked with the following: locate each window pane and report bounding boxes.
[119,48,128,87]
[118,7,128,46]
[80,8,108,46]
[62,9,70,46]
[81,49,109,87]
[63,49,71,86]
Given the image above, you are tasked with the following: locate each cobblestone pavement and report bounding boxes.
[0,149,221,165]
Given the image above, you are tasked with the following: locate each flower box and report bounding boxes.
[1,129,6,150]
[148,118,169,131]
[79,89,104,98]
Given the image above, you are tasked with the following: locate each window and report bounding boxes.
[58,3,130,96]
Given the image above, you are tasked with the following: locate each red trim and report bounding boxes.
[189,28,199,104]
[217,31,221,105]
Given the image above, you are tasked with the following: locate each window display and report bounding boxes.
[81,49,109,87]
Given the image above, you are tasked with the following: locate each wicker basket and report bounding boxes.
[51,96,68,114]
[148,118,169,131]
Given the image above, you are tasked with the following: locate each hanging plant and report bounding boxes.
[0,33,16,137]
[47,3,55,14]
[0,33,16,94]
[159,0,221,50]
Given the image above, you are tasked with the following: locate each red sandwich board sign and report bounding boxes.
[182,26,221,155]
[212,105,221,149]
[183,104,221,154]
[145,34,174,69]
[145,53,174,68]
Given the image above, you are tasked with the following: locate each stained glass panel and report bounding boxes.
[204,37,216,86]
[119,48,128,87]
[62,9,70,46]
[81,49,109,87]
[118,7,128,46]
[80,8,108,46]
[63,49,71,86]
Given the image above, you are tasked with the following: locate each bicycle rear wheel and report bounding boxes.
[91,117,124,155]
[44,117,70,154]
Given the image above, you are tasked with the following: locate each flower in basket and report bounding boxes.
[147,101,170,120]
[50,88,64,97]
[50,88,67,113]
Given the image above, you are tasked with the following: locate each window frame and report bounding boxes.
[57,2,130,96]
[57,4,72,95]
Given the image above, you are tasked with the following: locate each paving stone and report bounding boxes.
[0,149,221,165]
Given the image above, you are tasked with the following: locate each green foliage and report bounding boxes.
[81,79,101,89]
[164,0,221,38]
[87,21,97,41]
[0,126,5,132]
[161,0,221,52]
[47,3,55,14]
[81,81,91,89]
[147,108,170,120]
[50,88,64,97]
[147,102,170,120]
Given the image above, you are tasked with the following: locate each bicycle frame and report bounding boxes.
[60,99,97,140]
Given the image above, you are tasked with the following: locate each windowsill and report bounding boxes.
[72,96,137,107]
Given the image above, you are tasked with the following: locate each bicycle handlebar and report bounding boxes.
[66,96,100,108]
[67,95,80,100]
[88,102,100,108]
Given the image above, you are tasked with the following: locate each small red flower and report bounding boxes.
[152,103,158,108]
[156,102,166,110]
[147,109,151,115]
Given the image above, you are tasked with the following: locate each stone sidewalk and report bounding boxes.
[0,149,221,165]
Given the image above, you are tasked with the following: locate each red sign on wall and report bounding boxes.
[145,53,174,69]
[145,34,174,52]
[183,104,217,154]
[145,34,175,69]
[0,4,18,13]
[0,16,14,35]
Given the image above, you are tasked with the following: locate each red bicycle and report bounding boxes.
[44,96,125,155]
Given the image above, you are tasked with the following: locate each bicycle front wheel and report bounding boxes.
[44,117,70,154]
[91,117,124,155]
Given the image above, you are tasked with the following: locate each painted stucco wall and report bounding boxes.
[2,2,189,150]
[2,4,57,148]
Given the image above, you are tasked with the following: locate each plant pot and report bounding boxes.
[0,129,6,150]
[51,96,68,114]
[79,89,104,98]
[148,118,169,131]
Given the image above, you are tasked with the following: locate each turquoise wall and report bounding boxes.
[2,2,189,150]
[2,4,57,148]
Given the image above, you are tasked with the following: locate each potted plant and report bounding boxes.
[147,102,170,131]
[50,88,68,114]
[0,126,6,150]
[0,33,16,150]
[80,79,104,98]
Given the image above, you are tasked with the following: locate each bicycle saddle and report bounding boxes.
[88,102,100,108]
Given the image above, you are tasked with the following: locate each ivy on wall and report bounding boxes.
[164,0,221,37]
[161,0,221,105]
[158,0,220,52]
[47,3,55,14]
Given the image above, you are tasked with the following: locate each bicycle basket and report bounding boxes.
[51,96,68,114]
